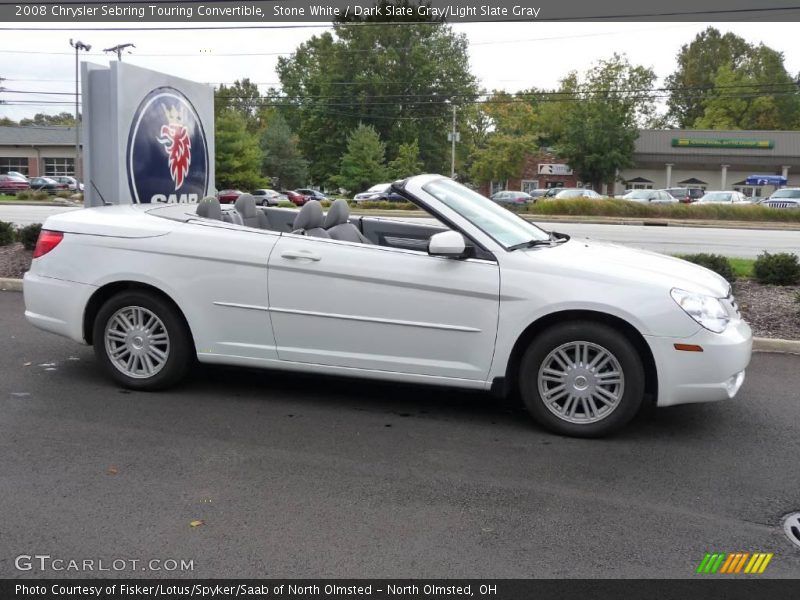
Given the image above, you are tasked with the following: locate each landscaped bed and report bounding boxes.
[1,241,797,340]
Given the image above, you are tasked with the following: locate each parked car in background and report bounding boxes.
[29,176,68,194]
[763,188,800,209]
[252,189,286,206]
[0,174,31,195]
[296,188,328,202]
[51,176,84,192]
[544,188,604,200]
[353,183,406,203]
[622,189,677,204]
[6,171,28,181]
[284,190,310,206]
[665,188,705,203]
[695,191,749,205]
[216,189,243,204]
[490,190,534,206]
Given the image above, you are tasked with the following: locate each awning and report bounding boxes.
[677,177,707,185]
[625,176,653,183]
[745,175,787,186]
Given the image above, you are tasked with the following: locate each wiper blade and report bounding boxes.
[507,235,567,251]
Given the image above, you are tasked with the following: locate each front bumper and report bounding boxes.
[23,272,95,344]
[645,319,752,407]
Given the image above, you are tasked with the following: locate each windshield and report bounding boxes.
[626,191,651,199]
[771,189,800,199]
[422,178,550,247]
[700,192,731,202]
[369,184,389,192]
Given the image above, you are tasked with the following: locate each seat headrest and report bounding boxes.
[234,193,258,218]
[196,196,222,220]
[293,200,324,231]
[324,198,350,229]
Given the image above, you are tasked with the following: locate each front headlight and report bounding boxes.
[670,288,730,333]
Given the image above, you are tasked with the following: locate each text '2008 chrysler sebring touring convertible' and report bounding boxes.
[23,175,752,437]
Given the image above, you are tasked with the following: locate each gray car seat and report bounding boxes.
[196,196,222,220]
[292,200,330,238]
[222,210,243,225]
[324,199,371,243]
[234,193,270,229]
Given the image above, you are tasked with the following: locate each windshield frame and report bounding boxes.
[419,178,551,250]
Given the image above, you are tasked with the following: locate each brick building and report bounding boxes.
[0,126,78,178]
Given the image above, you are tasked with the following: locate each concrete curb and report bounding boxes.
[0,278,23,292]
[0,200,80,207]
[1,277,798,354]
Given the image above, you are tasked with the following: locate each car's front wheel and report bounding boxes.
[518,321,644,437]
[93,290,193,390]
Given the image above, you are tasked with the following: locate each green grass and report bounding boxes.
[728,258,755,279]
[674,254,755,279]
[527,198,800,223]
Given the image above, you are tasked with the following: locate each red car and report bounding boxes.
[284,190,310,206]
[216,189,243,204]
[0,174,31,195]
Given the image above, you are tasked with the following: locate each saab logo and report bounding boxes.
[696,552,773,574]
[127,87,208,204]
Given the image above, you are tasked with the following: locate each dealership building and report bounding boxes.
[0,125,78,178]
[486,129,800,198]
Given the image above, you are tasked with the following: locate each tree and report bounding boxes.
[18,112,76,127]
[215,79,265,132]
[277,0,477,185]
[694,45,800,130]
[664,27,787,128]
[388,140,423,179]
[468,91,539,184]
[556,55,657,189]
[333,124,387,194]
[260,113,308,190]
[215,110,265,190]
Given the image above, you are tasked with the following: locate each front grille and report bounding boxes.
[766,201,799,209]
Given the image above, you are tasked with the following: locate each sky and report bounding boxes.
[1,21,800,122]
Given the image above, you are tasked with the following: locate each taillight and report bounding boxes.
[32,230,63,258]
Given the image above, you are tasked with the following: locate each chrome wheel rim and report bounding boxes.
[104,306,170,379]
[537,341,624,424]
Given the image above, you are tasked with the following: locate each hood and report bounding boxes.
[524,238,730,298]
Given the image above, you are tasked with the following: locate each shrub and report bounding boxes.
[16,223,42,251]
[16,191,32,200]
[678,253,735,282]
[55,191,71,198]
[753,252,800,285]
[277,201,296,208]
[0,221,15,246]
[32,191,49,201]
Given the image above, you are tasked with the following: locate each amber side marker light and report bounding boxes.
[674,343,704,352]
[32,230,64,259]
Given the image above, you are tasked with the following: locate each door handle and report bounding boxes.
[280,249,322,261]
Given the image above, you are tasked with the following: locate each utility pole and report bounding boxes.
[69,39,91,183]
[103,43,135,61]
[449,104,458,179]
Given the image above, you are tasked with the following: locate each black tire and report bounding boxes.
[518,321,644,438]
[93,290,194,390]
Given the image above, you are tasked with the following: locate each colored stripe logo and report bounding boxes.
[696,552,773,574]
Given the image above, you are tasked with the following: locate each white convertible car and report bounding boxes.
[23,175,752,437]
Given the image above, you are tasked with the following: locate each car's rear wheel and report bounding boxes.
[518,321,644,437]
[93,291,193,390]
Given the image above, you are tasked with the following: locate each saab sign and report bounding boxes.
[538,163,573,176]
[82,62,214,206]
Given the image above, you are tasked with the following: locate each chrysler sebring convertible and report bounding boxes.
[23,175,752,437]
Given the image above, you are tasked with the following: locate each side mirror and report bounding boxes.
[428,231,467,258]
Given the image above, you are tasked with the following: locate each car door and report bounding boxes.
[267,234,500,381]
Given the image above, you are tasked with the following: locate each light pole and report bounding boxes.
[103,43,135,61]
[449,103,458,179]
[69,39,91,184]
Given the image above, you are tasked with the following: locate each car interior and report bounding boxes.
[192,194,493,259]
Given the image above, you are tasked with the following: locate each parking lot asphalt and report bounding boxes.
[1,290,799,579]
